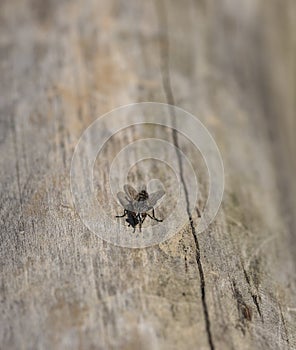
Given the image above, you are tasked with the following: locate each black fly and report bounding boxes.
[116,184,165,232]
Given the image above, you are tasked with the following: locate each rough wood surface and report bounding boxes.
[0,0,295,349]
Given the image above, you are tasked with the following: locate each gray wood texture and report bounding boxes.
[0,0,295,349]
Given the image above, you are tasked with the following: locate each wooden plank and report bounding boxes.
[0,0,295,349]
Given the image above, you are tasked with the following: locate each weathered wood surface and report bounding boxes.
[0,0,295,349]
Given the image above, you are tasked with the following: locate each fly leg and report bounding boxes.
[137,213,142,232]
[116,209,127,218]
[141,215,146,225]
[137,213,146,232]
[139,214,147,232]
[147,208,163,222]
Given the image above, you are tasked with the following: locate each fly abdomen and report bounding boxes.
[126,212,138,228]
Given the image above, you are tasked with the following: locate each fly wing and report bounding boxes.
[123,184,138,200]
[128,190,165,213]
[139,184,147,192]
[133,200,150,213]
[146,190,165,209]
[117,191,134,211]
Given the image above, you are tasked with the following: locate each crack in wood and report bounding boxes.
[231,280,252,335]
[278,301,290,347]
[155,1,214,349]
[242,266,263,322]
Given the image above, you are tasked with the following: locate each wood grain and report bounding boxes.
[0,0,295,349]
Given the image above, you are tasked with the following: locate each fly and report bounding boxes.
[116,184,165,232]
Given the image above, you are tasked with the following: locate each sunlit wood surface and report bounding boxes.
[0,0,295,349]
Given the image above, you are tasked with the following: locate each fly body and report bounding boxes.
[116,184,164,232]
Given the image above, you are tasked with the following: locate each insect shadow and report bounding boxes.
[116,184,165,232]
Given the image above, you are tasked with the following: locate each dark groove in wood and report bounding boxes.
[156,1,215,349]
